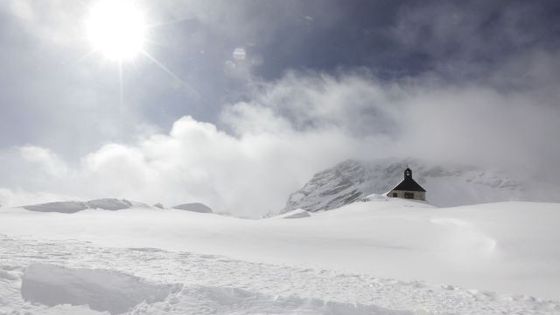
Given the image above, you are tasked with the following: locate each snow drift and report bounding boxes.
[2,199,560,300]
[9,262,415,315]
[2,198,560,313]
[142,285,411,315]
[22,198,150,213]
[172,202,213,213]
[21,264,176,314]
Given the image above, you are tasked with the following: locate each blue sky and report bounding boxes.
[1,0,559,215]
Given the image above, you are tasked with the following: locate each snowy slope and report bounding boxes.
[172,202,213,213]
[21,264,176,313]
[282,159,559,213]
[5,259,413,314]
[1,232,559,314]
[1,199,560,314]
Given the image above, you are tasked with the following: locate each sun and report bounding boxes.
[86,0,147,62]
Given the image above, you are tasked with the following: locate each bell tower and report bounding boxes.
[404,167,412,179]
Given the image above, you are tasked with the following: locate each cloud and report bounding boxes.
[3,55,560,216]
[392,0,560,77]
[1,1,560,216]
[66,115,374,216]
[0,72,400,215]
[20,146,68,177]
[0,188,76,208]
[0,0,85,47]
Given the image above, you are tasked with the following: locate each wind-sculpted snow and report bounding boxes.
[86,198,136,210]
[140,286,411,314]
[172,202,213,213]
[7,259,412,315]
[22,201,89,213]
[2,200,560,313]
[22,198,149,213]
[1,236,558,314]
[21,264,176,314]
[283,159,557,212]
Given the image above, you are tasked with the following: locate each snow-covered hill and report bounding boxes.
[172,202,213,213]
[21,199,217,214]
[22,198,151,213]
[282,159,560,213]
[1,199,560,314]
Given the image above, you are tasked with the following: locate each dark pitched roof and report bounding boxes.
[391,177,426,192]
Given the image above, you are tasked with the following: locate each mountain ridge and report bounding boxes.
[282,158,559,213]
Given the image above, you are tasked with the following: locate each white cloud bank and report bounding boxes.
[2,63,560,216]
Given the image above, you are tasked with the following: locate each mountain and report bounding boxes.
[282,159,560,213]
[172,202,213,213]
[22,198,150,213]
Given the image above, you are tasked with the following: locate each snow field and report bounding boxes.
[0,235,559,314]
[1,198,560,313]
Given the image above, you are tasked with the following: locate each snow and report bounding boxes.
[19,263,410,315]
[140,286,410,314]
[86,198,140,210]
[22,198,149,213]
[172,202,212,213]
[275,208,312,219]
[23,201,89,213]
[0,257,416,315]
[1,199,560,313]
[21,264,175,314]
[2,236,559,314]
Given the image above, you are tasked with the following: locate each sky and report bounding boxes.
[0,0,560,216]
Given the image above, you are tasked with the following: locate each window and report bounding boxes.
[392,193,398,197]
[404,192,414,199]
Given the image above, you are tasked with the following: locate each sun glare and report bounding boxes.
[86,0,146,61]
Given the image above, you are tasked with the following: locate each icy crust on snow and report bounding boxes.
[1,236,559,314]
[283,158,555,212]
[21,264,176,314]
[22,198,149,213]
